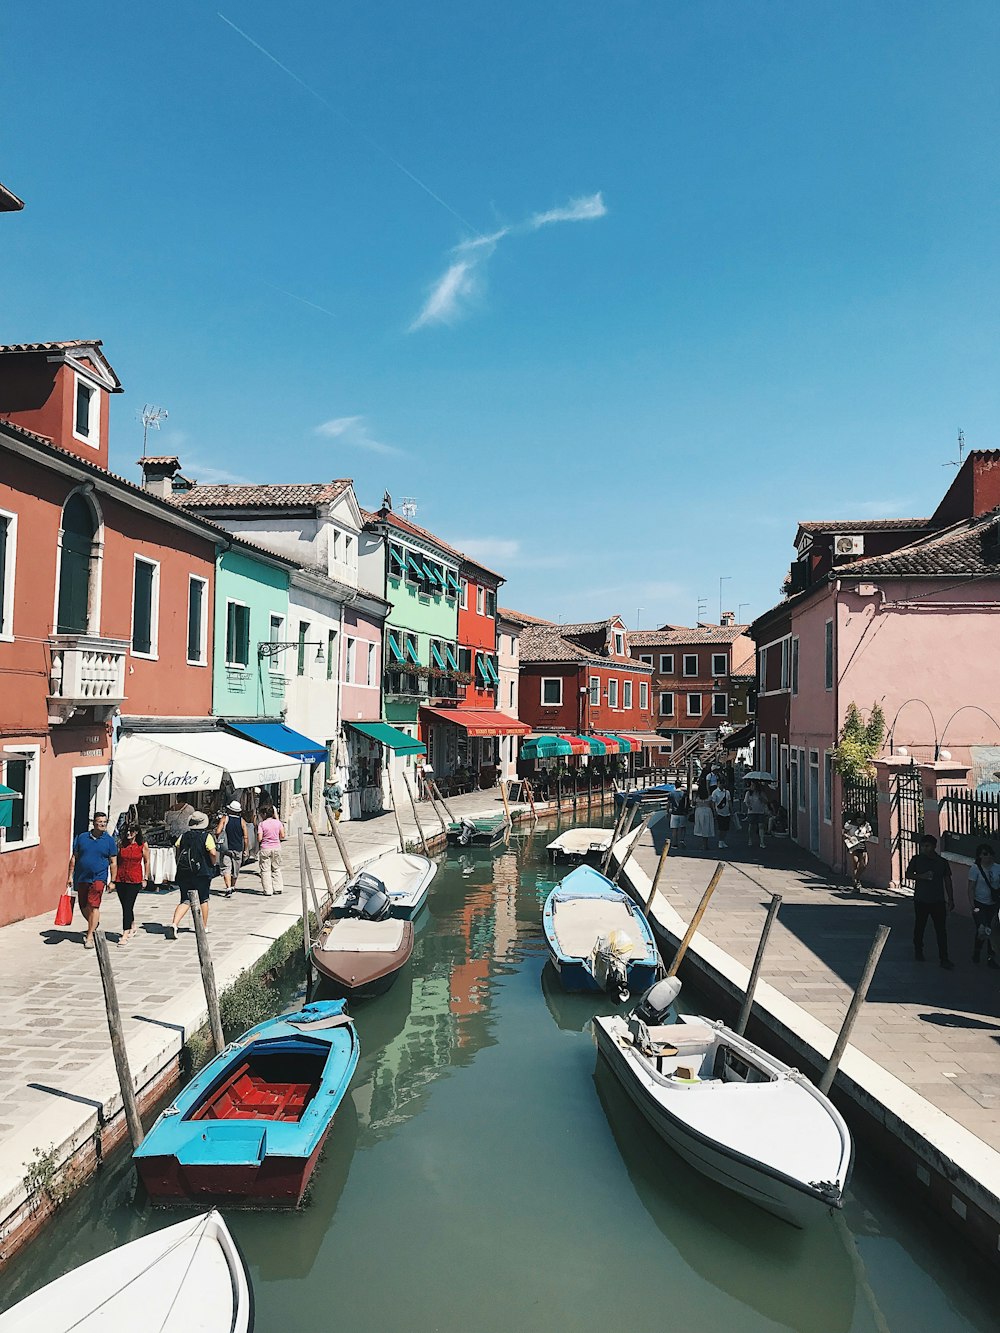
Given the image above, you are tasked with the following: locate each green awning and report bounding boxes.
[406,553,424,578]
[424,563,442,585]
[475,654,490,683]
[0,783,19,831]
[387,631,405,664]
[404,638,421,666]
[446,572,460,593]
[485,657,500,684]
[347,722,426,755]
[430,642,446,670]
[444,644,459,671]
[520,736,575,759]
[389,543,404,567]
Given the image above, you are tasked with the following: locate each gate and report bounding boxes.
[894,765,924,882]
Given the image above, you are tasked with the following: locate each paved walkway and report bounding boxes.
[631,826,1000,1148]
[0,787,521,1232]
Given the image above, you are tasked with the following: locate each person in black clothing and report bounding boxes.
[167,812,218,940]
[906,834,955,968]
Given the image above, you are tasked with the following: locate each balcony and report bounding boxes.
[48,635,128,724]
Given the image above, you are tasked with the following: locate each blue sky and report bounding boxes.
[3,2,998,630]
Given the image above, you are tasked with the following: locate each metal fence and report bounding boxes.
[942,788,1000,841]
[841,772,879,833]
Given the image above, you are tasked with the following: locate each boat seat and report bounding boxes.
[643,1022,714,1051]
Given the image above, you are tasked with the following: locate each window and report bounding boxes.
[758,646,767,690]
[613,631,625,656]
[541,677,563,706]
[485,589,496,618]
[686,692,702,716]
[659,691,674,716]
[459,647,472,675]
[476,586,485,615]
[268,613,284,672]
[797,748,806,809]
[824,752,834,822]
[682,654,698,677]
[186,575,207,665]
[589,676,600,707]
[659,654,674,674]
[747,689,756,715]
[57,491,98,635]
[608,679,619,708]
[622,680,632,709]
[0,509,16,640]
[712,692,728,716]
[712,653,727,677]
[388,543,404,580]
[0,745,39,850]
[131,556,159,657]
[509,680,515,709]
[639,654,653,667]
[824,620,834,690]
[639,681,648,710]
[345,637,357,683]
[345,535,354,563]
[332,529,340,561]
[297,620,309,676]
[73,375,99,444]
[367,642,377,686]
[226,601,251,668]
[780,636,790,690]
[460,579,468,609]
[327,629,337,680]
[791,636,800,696]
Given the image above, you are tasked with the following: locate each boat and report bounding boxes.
[593,1010,853,1228]
[312,915,414,998]
[446,814,508,847]
[542,864,661,1000]
[0,1209,253,1331]
[134,1001,359,1207]
[546,826,614,862]
[329,851,437,919]
[614,783,677,808]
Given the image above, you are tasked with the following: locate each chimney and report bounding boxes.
[139,455,181,500]
[720,610,735,626]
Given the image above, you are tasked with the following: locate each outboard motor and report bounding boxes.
[344,871,391,921]
[633,976,682,1026]
[457,817,478,847]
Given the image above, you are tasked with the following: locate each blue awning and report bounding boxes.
[225,722,328,763]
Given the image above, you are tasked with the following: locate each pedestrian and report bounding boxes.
[710,780,732,849]
[168,812,218,940]
[163,797,196,840]
[706,766,720,791]
[967,844,1000,968]
[224,799,248,891]
[66,812,118,949]
[323,775,343,830]
[114,824,149,946]
[668,786,688,849]
[744,782,770,850]
[257,802,286,896]
[906,833,955,969]
[537,764,550,799]
[692,778,716,852]
[842,809,873,894]
[211,809,232,896]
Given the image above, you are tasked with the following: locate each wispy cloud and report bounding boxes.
[446,536,572,570]
[185,458,253,485]
[315,416,404,457]
[410,191,608,330]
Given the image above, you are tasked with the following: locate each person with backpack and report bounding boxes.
[668,787,689,849]
[167,811,218,940]
[968,844,1000,967]
[710,780,733,850]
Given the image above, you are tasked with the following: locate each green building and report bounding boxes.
[212,543,295,720]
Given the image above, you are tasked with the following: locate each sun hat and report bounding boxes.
[188,812,209,829]
[227,800,243,814]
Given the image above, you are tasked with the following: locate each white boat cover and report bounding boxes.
[547,828,611,855]
[553,899,648,959]
[320,918,407,953]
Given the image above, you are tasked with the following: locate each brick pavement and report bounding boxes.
[631,825,1000,1148]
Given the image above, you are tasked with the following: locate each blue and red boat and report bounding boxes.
[134,1000,359,1207]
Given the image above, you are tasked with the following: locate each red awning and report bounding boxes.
[421,707,531,738]
[557,734,590,755]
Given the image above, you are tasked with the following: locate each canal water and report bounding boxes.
[2,818,997,1331]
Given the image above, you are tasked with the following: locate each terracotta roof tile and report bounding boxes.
[0,339,122,391]
[796,518,932,535]
[519,622,652,669]
[498,606,553,626]
[364,509,505,580]
[179,480,352,509]
[834,509,1000,578]
[631,626,749,646]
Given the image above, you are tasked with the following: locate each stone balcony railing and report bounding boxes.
[48,635,129,723]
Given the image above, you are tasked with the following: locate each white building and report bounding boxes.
[496,608,526,780]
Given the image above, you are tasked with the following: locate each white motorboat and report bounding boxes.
[546,827,613,862]
[330,851,436,919]
[593,1013,853,1228]
[0,1209,253,1331]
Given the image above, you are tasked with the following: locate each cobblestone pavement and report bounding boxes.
[631,825,1000,1148]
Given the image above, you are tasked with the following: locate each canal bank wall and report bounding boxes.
[614,837,1000,1266]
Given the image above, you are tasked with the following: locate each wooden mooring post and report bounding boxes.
[818,925,891,1095]
[385,762,408,853]
[431,779,457,822]
[93,931,144,1149]
[298,829,313,960]
[600,798,631,875]
[611,814,652,886]
[645,836,672,915]
[499,778,513,829]
[187,889,225,1055]
[401,769,431,854]
[736,893,782,1036]
[300,792,343,897]
[666,862,725,978]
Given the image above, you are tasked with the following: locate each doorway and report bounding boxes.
[72,768,108,841]
[808,752,820,853]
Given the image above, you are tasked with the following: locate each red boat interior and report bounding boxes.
[191,1051,326,1124]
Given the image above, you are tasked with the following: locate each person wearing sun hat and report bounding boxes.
[167,811,218,939]
[223,799,249,894]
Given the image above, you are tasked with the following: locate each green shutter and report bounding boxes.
[445,644,459,671]
[430,642,446,669]
[388,631,405,664]
[187,579,203,662]
[132,561,154,654]
[405,637,421,666]
[0,517,7,636]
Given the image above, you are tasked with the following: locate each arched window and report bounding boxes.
[57,491,98,634]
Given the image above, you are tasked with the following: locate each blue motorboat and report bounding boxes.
[542,865,661,999]
[614,784,677,808]
[134,1000,359,1206]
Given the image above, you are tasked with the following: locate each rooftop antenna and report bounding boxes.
[944,428,966,469]
[138,404,168,459]
[401,496,418,520]
[738,601,750,622]
[696,596,708,623]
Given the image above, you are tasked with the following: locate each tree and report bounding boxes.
[832,702,886,779]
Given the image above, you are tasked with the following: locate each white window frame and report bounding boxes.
[367,641,377,687]
[186,574,208,666]
[791,635,800,696]
[130,555,160,660]
[613,631,625,656]
[712,652,728,677]
[226,598,252,669]
[780,743,790,810]
[780,636,791,690]
[0,744,40,852]
[659,654,674,674]
[541,676,563,707]
[682,654,698,677]
[268,612,285,673]
[0,507,17,643]
[608,678,619,708]
[589,676,600,708]
[71,371,101,447]
[460,579,468,610]
[639,654,653,667]
[476,585,484,616]
[686,691,702,716]
[659,690,674,716]
[712,692,728,717]
[622,680,632,709]
[639,681,648,710]
[345,636,357,684]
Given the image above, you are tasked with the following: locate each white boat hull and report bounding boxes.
[331,851,436,919]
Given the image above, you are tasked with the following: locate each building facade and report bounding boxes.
[496,609,525,780]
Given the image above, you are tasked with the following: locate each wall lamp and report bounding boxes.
[257,640,325,663]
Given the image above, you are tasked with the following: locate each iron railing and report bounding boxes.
[941,788,1000,842]
[842,772,879,833]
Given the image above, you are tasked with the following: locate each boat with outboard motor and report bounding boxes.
[0,1210,254,1332]
[593,990,853,1228]
[447,814,508,847]
[546,826,614,862]
[312,873,414,997]
[329,851,436,920]
[543,864,660,1001]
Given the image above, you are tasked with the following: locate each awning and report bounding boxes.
[0,783,19,831]
[109,730,303,828]
[430,642,446,670]
[604,733,641,753]
[444,644,459,671]
[225,721,328,763]
[558,734,590,755]
[421,707,531,738]
[0,784,19,801]
[387,631,405,664]
[346,721,426,755]
[404,638,421,666]
[446,572,461,593]
[618,732,669,747]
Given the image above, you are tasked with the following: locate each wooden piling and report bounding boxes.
[611,814,651,885]
[499,779,513,829]
[736,894,782,1036]
[187,890,225,1055]
[665,862,725,979]
[385,762,408,853]
[645,836,672,915]
[93,931,144,1149]
[300,792,342,895]
[818,924,891,1095]
[600,798,630,875]
[431,779,457,822]
[401,769,430,854]
[298,829,312,961]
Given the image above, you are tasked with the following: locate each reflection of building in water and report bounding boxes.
[491,850,520,962]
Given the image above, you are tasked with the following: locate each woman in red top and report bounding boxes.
[115,826,150,946]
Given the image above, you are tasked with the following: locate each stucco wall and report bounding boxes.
[212,548,289,719]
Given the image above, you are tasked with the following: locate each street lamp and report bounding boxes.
[257,640,325,664]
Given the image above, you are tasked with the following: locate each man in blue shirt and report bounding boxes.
[66,812,118,949]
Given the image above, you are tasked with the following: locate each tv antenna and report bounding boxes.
[696,596,708,623]
[401,496,418,520]
[138,404,168,458]
[944,428,965,469]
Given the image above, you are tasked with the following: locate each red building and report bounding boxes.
[516,616,656,758]
[0,341,221,924]
[457,557,501,710]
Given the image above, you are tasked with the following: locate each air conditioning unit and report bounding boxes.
[834,535,865,557]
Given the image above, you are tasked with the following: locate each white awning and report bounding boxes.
[109,731,302,827]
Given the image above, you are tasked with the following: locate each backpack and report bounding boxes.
[176,829,208,879]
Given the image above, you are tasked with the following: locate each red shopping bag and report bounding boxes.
[54,887,75,927]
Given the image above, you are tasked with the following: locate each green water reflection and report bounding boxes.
[1,819,996,1331]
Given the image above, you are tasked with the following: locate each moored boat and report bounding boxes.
[542,864,660,999]
[134,1001,359,1207]
[593,1011,853,1227]
[312,915,414,998]
[446,814,508,847]
[330,851,437,919]
[0,1210,254,1331]
[546,826,613,862]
